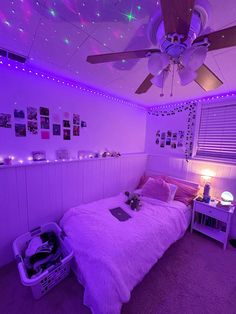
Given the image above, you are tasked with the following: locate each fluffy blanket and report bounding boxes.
[60,193,190,314]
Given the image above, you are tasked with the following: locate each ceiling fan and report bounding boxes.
[86,0,236,95]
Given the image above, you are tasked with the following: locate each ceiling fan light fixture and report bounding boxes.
[180,45,208,71]
[151,70,168,88]
[178,67,197,85]
[148,52,169,76]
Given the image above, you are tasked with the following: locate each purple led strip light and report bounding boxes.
[149,91,236,111]
[0,57,145,110]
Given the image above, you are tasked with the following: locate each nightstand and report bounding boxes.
[191,199,235,249]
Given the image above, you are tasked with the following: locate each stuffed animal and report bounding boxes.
[125,191,141,211]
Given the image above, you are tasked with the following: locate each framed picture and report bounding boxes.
[63,120,70,128]
[63,129,71,140]
[40,107,49,116]
[27,107,37,121]
[73,125,80,136]
[14,109,25,119]
[15,123,26,137]
[40,116,50,129]
[0,113,11,128]
[56,149,69,160]
[28,121,38,134]
[53,124,61,136]
[32,151,46,161]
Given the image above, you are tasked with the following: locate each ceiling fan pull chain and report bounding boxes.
[170,63,175,97]
[160,71,165,97]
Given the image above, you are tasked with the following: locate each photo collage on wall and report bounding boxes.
[156,130,185,149]
[1,106,82,141]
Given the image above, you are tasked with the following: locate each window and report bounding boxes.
[196,103,236,162]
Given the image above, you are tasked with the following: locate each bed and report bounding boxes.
[60,177,197,314]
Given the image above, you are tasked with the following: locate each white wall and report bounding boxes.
[0,154,147,267]
[0,66,146,161]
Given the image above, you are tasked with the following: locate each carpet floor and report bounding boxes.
[1,231,236,314]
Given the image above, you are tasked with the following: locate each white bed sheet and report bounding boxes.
[60,193,191,314]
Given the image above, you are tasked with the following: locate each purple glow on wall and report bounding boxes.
[0,56,144,110]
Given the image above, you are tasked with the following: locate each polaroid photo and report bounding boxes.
[167,130,172,137]
[171,142,177,149]
[63,129,71,140]
[53,124,61,136]
[28,121,38,134]
[160,140,165,148]
[40,107,49,116]
[0,113,11,128]
[166,138,171,146]
[15,123,26,137]
[178,130,184,139]
[73,114,80,125]
[156,130,160,137]
[63,120,70,128]
[172,132,177,140]
[14,109,25,119]
[161,132,166,140]
[73,125,80,136]
[27,107,37,121]
[40,116,50,129]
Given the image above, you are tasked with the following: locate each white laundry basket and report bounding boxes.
[13,222,74,299]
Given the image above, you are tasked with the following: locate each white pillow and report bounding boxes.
[168,183,178,202]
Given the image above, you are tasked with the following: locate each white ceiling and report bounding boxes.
[0,0,236,106]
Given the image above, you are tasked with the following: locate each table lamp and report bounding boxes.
[201,169,215,203]
[221,191,234,206]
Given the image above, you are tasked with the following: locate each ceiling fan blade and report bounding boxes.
[193,25,236,51]
[135,74,154,94]
[87,49,160,64]
[160,0,195,39]
[195,64,223,91]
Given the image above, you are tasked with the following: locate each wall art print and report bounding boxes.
[14,109,25,119]
[15,123,26,137]
[53,124,61,136]
[0,113,11,128]
[27,107,37,121]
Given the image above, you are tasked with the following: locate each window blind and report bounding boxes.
[196,104,236,162]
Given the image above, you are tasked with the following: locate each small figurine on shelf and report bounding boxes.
[125,191,141,211]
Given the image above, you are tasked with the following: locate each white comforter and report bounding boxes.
[60,193,190,314]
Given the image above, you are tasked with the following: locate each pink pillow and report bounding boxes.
[164,177,199,205]
[141,178,171,202]
[138,174,165,189]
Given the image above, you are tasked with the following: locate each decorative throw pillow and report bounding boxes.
[164,177,199,205]
[138,174,165,189]
[141,177,171,202]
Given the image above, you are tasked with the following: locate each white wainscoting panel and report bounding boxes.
[0,153,147,267]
